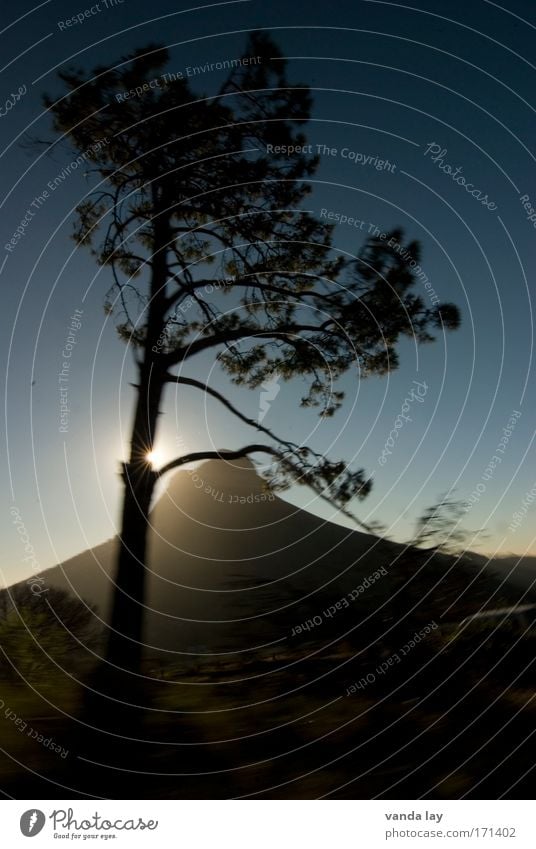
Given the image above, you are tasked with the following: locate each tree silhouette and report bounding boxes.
[43,32,460,674]
[411,494,479,554]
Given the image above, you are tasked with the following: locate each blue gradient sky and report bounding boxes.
[1,0,535,588]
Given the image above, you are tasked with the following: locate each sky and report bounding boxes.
[1,0,535,588]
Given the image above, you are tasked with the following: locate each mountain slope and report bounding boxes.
[12,458,532,659]
[22,458,398,656]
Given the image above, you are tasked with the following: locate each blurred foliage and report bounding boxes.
[411,494,482,554]
[0,585,103,683]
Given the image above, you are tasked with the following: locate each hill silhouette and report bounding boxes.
[7,457,532,661]
[11,457,399,657]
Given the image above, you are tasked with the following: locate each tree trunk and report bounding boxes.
[105,200,171,676]
[106,364,165,673]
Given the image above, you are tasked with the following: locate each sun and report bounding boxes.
[145,448,163,467]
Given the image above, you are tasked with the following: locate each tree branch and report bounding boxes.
[165,373,300,451]
[163,323,344,365]
[157,445,278,478]
[164,276,341,308]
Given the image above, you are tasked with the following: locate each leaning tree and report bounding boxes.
[43,32,460,674]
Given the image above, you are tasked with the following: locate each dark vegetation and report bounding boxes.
[1,543,535,799]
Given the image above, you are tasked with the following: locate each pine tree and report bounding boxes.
[44,32,460,673]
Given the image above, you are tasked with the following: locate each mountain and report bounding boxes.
[463,550,536,594]
[8,457,532,659]
[12,457,399,657]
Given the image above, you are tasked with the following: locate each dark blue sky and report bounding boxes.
[1,0,535,587]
